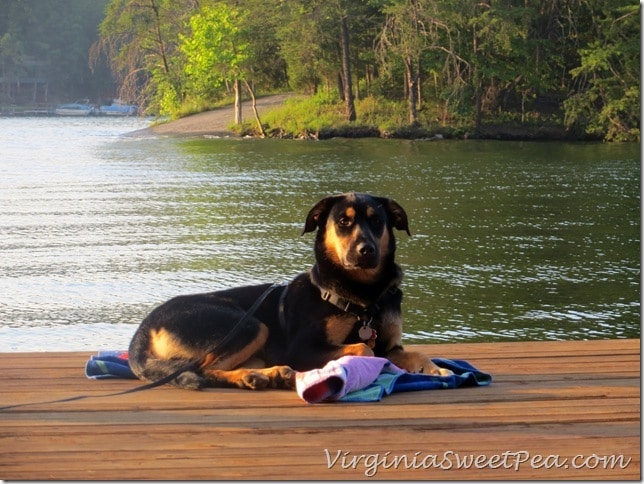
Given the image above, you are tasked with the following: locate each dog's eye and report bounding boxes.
[338,217,353,227]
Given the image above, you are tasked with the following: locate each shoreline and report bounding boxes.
[127,93,297,138]
[126,92,597,141]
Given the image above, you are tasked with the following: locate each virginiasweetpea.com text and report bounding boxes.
[324,449,632,477]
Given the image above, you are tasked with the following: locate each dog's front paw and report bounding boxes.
[419,361,453,376]
[266,365,296,390]
[241,371,270,390]
[435,367,454,377]
[239,366,296,390]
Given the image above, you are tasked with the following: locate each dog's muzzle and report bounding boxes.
[348,241,379,269]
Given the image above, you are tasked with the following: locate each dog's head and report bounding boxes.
[303,192,410,281]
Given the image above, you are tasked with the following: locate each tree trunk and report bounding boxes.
[404,58,419,125]
[242,79,266,138]
[416,60,422,111]
[340,15,356,122]
[233,78,242,125]
[149,0,170,75]
[474,77,482,130]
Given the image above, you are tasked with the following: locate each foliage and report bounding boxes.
[376,0,453,125]
[563,4,640,142]
[91,0,199,114]
[275,2,337,94]
[0,0,110,104]
[180,4,249,99]
[9,0,634,140]
[261,91,347,136]
[260,91,458,138]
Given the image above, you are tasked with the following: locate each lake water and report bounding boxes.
[0,117,640,351]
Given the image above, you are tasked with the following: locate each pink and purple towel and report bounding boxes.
[294,355,491,403]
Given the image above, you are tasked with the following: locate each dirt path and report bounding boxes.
[129,93,297,137]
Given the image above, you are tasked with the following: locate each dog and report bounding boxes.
[128,192,450,391]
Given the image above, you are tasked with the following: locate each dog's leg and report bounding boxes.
[202,366,295,390]
[129,326,207,390]
[296,342,374,369]
[336,342,375,358]
[386,348,453,376]
[135,359,207,390]
[201,323,295,390]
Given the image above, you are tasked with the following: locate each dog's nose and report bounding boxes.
[358,242,376,256]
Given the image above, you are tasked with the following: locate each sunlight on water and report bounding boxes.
[0,120,640,351]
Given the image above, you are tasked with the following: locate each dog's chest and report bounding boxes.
[324,307,402,348]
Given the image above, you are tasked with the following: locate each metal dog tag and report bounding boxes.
[358,323,373,341]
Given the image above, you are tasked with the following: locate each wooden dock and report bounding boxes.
[0,339,639,480]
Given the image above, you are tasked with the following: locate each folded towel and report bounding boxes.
[85,350,136,379]
[295,356,399,403]
[296,356,492,403]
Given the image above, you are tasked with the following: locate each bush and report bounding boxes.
[261,91,346,137]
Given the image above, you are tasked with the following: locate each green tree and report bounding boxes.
[276,0,380,122]
[276,1,340,94]
[340,13,356,122]
[90,0,639,139]
[1,0,109,103]
[0,33,25,102]
[92,0,198,114]
[181,3,266,135]
[466,1,534,128]
[235,0,288,94]
[377,0,455,125]
[564,3,639,141]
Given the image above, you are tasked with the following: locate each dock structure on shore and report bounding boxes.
[0,339,639,480]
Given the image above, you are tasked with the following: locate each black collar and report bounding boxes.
[309,263,402,324]
[317,284,399,322]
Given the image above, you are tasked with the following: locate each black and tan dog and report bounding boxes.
[128,192,450,391]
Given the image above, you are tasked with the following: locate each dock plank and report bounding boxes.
[0,339,639,480]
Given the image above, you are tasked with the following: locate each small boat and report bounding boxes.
[55,99,96,116]
[99,99,138,116]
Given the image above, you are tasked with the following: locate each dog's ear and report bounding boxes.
[380,197,411,236]
[302,195,342,235]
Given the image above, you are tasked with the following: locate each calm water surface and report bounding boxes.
[0,117,640,351]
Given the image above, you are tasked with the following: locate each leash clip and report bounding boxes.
[358,314,373,325]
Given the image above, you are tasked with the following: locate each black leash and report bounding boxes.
[0,281,288,412]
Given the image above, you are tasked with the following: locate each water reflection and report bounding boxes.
[0,120,640,350]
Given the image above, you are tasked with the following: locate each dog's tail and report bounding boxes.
[127,323,205,390]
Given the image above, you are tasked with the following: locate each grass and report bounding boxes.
[186,89,576,141]
[254,91,462,139]
[258,91,346,137]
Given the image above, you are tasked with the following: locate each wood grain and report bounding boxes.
[0,339,639,480]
